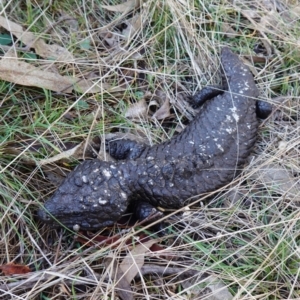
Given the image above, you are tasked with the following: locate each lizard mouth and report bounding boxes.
[37,207,115,231]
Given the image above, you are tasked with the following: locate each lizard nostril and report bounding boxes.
[37,208,51,222]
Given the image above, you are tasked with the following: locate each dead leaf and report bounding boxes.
[102,0,140,13]
[148,90,171,120]
[104,254,133,300]
[0,16,74,61]
[119,239,157,283]
[252,164,300,198]
[181,274,233,300]
[225,187,249,206]
[74,78,111,93]
[0,15,38,46]
[125,99,148,119]
[38,142,84,165]
[115,239,157,300]
[57,11,79,33]
[38,137,105,166]
[103,32,120,47]
[0,262,31,275]
[152,98,170,120]
[102,13,143,51]
[0,17,110,94]
[0,57,73,92]
[103,239,157,300]
[33,40,74,61]
[122,14,143,40]
[0,57,109,93]
[199,276,233,300]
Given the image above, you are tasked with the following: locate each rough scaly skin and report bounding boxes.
[38,47,259,230]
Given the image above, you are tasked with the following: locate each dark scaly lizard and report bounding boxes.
[38,47,261,230]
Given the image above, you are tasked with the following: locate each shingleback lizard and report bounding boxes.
[38,47,265,230]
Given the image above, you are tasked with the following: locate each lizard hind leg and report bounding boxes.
[191,85,224,108]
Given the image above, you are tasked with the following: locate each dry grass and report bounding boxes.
[0,0,300,299]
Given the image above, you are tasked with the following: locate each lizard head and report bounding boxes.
[37,160,130,231]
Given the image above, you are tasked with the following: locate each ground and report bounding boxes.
[0,0,300,299]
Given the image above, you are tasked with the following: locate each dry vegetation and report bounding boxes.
[0,0,300,299]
